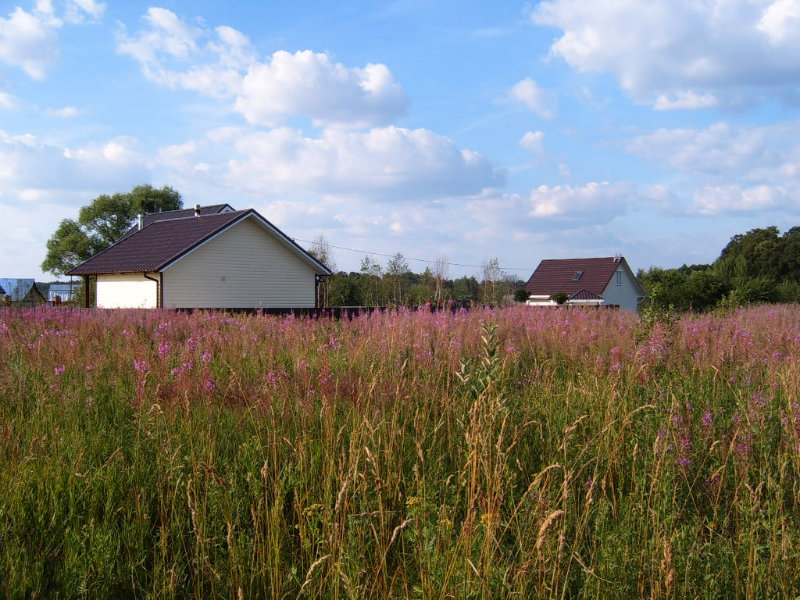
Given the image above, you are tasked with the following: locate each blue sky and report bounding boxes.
[2,0,800,281]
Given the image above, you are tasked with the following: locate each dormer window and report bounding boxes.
[572,271,583,281]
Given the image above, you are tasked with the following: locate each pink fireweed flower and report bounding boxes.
[204,380,216,392]
[134,360,148,372]
[158,343,170,357]
[202,352,213,364]
[54,365,66,375]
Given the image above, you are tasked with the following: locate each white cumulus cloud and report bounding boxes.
[0,6,59,79]
[528,181,635,224]
[0,130,150,196]
[758,0,800,45]
[509,78,557,118]
[626,120,800,183]
[0,1,105,79]
[161,125,502,201]
[531,0,800,108]
[117,8,409,129]
[519,130,546,162]
[653,90,719,111]
[235,51,408,128]
[691,184,789,215]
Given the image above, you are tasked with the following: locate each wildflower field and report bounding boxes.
[2,305,800,598]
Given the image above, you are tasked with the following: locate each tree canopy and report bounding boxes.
[639,225,800,312]
[42,185,182,276]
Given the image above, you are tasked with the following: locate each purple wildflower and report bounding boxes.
[702,411,713,429]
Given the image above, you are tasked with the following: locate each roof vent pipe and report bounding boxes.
[194,204,200,217]
[137,214,143,230]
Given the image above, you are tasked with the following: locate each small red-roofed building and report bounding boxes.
[68,206,331,309]
[523,256,644,311]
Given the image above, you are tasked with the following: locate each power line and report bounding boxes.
[292,238,535,272]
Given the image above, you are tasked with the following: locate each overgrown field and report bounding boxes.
[2,305,800,598]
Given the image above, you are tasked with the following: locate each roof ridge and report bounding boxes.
[143,203,229,216]
[148,209,246,224]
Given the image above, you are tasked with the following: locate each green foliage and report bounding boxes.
[453,276,479,302]
[552,291,569,305]
[640,224,800,312]
[41,219,96,277]
[513,288,529,303]
[41,185,182,276]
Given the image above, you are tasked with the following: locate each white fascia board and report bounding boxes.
[160,211,332,275]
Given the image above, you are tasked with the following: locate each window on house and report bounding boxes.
[616,270,622,285]
[572,271,583,281]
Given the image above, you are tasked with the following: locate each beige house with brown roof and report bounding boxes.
[523,256,644,312]
[68,207,331,309]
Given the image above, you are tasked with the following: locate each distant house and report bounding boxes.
[67,207,331,309]
[0,278,46,305]
[47,282,79,303]
[523,256,644,312]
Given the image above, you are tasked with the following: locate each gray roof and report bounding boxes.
[48,282,78,293]
[68,209,332,277]
[0,278,43,302]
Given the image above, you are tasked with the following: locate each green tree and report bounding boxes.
[513,288,529,303]
[308,234,336,307]
[328,272,365,306]
[453,276,479,302]
[385,252,410,305]
[480,258,506,305]
[359,256,383,306]
[42,185,182,276]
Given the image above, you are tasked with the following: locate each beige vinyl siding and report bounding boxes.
[96,273,158,308]
[162,217,317,308]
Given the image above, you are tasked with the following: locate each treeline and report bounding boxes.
[639,226,800,312]
[310,238,523,307]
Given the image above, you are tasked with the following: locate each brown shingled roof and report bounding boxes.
[524,257,627,298]
[118,204,234,242]
[568,288,605,301]
[68,209,332,277]
[68,211,248,275]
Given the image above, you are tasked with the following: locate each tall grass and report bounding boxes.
[1,305,800,598]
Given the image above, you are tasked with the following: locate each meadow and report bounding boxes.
[1,304,799,598]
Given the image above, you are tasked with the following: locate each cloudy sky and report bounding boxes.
[2,0,800,281]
